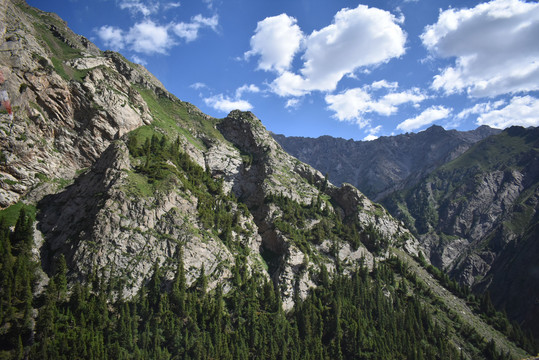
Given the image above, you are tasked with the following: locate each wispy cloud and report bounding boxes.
[119,0,158,17]
[396,105,451,132]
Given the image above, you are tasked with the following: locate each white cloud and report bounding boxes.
[235,84,260,98]
[422,0,539,97]
[203,84,259,113]
[456,100,506,119]
[285,98,301,109]
[363,125,382,141]
[192,14,218,29]
[119,0,158,17]
[244,14,303,73]
[269,5,406,96]
[476,96,539,128]
[325,83,427,123]
[204,94,253,113]
[164,2,181,10]
[173,14,218,43]
[363,134,379,141]
[96,25,125,50]
[397,105,452,132]
[370,80,399,90]
[97,14,218,54]
[131,55,147,65]
[125,20,174,54]
[190,82,207,90]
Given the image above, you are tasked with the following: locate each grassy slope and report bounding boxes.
[394,248,529,359]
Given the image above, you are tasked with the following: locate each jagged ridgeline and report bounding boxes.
[0,0,536,359]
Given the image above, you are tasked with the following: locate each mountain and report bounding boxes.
[0,0,536,358]
[274,120,539,341]
[273,125,500,201]
[383,126,539,338]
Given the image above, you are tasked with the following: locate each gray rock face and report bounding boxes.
[0,0,158,208]
[273,125,500,202]
[37,142,266,297]
[213,111,416,308]
[383,126,539,335]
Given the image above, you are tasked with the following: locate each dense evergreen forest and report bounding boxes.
[1,207,533,359]
[0,134,536,359]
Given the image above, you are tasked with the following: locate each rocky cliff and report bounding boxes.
[0,0,158,207]
[383,126,539,336]
[0,0,416,310]
[273,125,500,202]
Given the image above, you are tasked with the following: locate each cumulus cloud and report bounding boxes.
[397,105,452,132]
[297,5,406,93]
[476,96,539,128]
[244,14,303,73]
[203,84,259,113]
[173,14,218,42]
[96,14,218,54]
[97,25,125,50]
[421,0,539,97]
[325,82,427,125]
[204,94,253,113]
[246,5,406,97]
[125,20,174,54]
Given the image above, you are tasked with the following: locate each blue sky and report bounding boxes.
[27,0,539,140]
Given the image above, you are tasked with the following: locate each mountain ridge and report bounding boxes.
[0,0,536,358]
[273,124,501,202]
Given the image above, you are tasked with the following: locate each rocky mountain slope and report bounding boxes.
[273,125,500,201]
[0,0,415,308]
[0,0,535,358]
[274,122,539,339]
[383,126,539,338]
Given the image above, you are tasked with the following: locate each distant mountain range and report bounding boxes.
[275,125,539,338]
[273,125,501,202]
